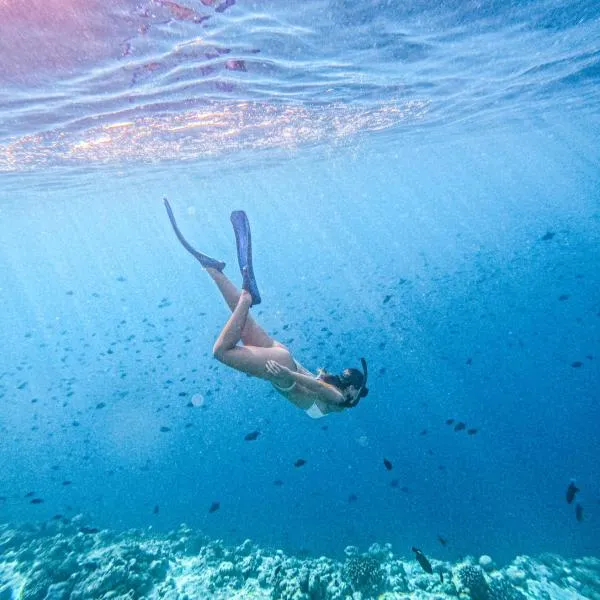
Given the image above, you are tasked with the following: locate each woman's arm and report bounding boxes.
[266,361,345,406]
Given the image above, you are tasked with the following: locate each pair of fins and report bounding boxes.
[163,198,261,305]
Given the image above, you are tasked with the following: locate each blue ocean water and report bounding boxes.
[0,0,599,574]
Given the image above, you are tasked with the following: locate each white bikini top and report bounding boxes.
[271,360,328,419]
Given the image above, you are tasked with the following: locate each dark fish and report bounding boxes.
[209,501,220,513]
[466,357,472,365]
[244,430,260,441]
[437,535,448,547]
[383,458,393,471]
[153,505,160,514]
[160,426,171,433]
[541,231,555,241]
[454,422,466,432]
[412,547,433,574]
[294,459,306,468]
[440,571,444,583]
[445,419,454,425]
[566,481,580,504]
[467,428,478,435]
[390,479,399,488]
[571,361,583,368]
[420,429,428,436]
[62,480,72,486]
[80,527,99,534]
[273,480,284,486]
[383,295,392,304]
[321,425,328,431]
[348,494,358,503]
[30,498,44,504]
[558,294,569,301]
[215,0,236,13]
[576,503,584,522]
[96,402,106,409]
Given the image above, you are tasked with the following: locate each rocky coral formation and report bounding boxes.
[0,519,598,600]
[455,564,490,600]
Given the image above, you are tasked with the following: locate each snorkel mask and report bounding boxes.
[339,357,368,408]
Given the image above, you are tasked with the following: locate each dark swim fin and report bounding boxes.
[230,210,261,305]
[164,198,225,272]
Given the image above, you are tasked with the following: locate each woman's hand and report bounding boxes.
[266,360,292,377]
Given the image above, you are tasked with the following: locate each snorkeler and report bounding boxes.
[163,198,368,419]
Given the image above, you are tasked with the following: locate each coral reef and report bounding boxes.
[0,519,598,600]
[342,555,383,594]
[456,564,490,600]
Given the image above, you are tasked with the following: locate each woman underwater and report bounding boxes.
[164,198,368,419]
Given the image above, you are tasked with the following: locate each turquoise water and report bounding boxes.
[1,1,600,597]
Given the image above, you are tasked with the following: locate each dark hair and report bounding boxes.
[340,368,369,398]
[320,368,369,399]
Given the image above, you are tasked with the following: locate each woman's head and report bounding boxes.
[318,359,369,407]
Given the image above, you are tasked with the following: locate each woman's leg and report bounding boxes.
[206,267,275,348]
[212,289,294,378]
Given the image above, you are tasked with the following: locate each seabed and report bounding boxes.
[0,517,598,599]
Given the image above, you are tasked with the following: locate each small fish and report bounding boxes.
[571,361,583,368]
[412,547,433,574]
[440,571,444,583]
[348,494,358,503]
[62,480,72,486]
[383,458,393,471]
[244,430,260,441]
[454,422,466,432]
[467,428,478,435]
[566,481,579,504]
[420,429,428,436]
[466,357,472,365]
[437,535,448,547]
[575,503,584,522]
[209,501,220,513]
[541,231,555,241]
[153,505,160,514]
[383,295,392,304]
[390,479,399,488]
[445,419,454,425]
[294,459,306,468]
[30,498,44,504]
[273,480,284,486]
[80,527,99,534]
[160,426,171,433]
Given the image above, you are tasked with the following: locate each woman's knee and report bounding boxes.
[212,342,226,361]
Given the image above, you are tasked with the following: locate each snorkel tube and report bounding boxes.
[340,357,368,408]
